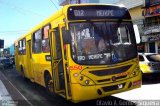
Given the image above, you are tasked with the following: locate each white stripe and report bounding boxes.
[7,79,33,106]
[0,80,15,106]
[1,73,33,106]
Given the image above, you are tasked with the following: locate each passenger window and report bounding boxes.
[18,40,22,55]
[32,29,42,53]
[22,38,26,55]
[139,55,144,61]
[117,26,131,43]
[42,25,50,53]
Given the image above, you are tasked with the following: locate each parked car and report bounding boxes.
[0,58,13,69]
[138,53,160,73]
[0,57,6,69]
[9,57,15,65]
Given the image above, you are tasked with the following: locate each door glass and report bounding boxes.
[54,28,65,90]
[55,30,62,59]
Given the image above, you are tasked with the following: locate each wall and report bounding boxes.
[129,6,144,21]
[117,0,144,9]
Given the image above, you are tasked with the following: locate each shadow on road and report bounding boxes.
[142,73,160,85]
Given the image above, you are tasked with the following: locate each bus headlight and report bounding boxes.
[132,71,136,75]
[80,76,83,81]
[131,65,140,77]
[85,80,90,85]
[79,75,95,86]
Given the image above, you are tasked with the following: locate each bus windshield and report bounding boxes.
[69,21,137,65]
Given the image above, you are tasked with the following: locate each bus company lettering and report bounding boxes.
[117,72,130,77]
[96,10,114,16]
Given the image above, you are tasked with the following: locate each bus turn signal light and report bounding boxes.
[133,80,141,86]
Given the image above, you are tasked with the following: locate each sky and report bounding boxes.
[0,0,118,48]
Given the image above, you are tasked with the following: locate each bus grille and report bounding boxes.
[97,75,127,83]
[89,65,131,76]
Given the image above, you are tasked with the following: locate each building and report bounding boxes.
[9,44,14,56]
[3,48,10,57]
[116,0,144,22]
[0,39,4,49]
[0,49,3,57]
[0,44,14,57]
[0,39,4,57]
[141,0,160,53]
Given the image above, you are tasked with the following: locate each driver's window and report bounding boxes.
[117,26,131,43]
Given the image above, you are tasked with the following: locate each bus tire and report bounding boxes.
[45,73,54,94]
[21,66,26,80]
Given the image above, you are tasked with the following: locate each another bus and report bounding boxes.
[15,4,142,103]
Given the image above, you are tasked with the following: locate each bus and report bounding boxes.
[14,4,142,103]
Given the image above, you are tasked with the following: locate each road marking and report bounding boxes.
[0,80,13,100]
[0,80,16,106]
[1,72,33,106]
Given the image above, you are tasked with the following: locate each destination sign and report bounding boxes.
[74,10,114,17]
[68,5,131,20]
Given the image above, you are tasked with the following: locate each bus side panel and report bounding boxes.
[39,53,52,87]
[24,55,29,78]
[19,55,27,78]
[31,53,50,87]
[31,54,38,82]
[26,40,34,81]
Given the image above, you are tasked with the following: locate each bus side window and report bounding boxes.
[18,40,22,55]
[32,29,42,53]
[42,25,50,53]
[22,38,26,55]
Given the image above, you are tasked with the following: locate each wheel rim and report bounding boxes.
[47,79,54,93]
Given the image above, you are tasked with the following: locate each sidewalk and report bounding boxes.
[0,71,32,106]
[114,84,160,100]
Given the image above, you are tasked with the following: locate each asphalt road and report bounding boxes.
[0,66,137,106]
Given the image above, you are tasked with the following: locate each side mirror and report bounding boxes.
[63,30,71,44]
[133,25,140,44]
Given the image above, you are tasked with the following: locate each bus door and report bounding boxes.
[26,40,34,82]
[49,26,70,99]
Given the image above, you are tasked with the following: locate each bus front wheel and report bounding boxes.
[45,74,54,94]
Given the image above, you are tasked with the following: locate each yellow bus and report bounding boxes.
[15,4,142,103]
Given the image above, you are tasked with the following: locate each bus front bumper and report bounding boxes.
[70,74,141,103]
